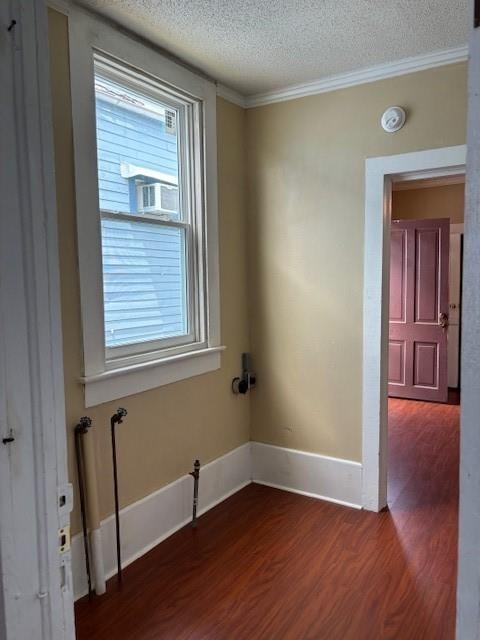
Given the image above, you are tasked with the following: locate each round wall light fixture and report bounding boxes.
[381,106,406,133]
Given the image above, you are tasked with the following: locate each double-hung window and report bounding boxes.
[95,60,195,356]
[69,10,222,406]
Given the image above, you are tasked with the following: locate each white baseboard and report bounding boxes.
[72,441,252,600]
[251,442,362,509]
[72,440,363,599]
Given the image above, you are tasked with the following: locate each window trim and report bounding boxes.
[95,53,205,357]
[94,57,198,359]
[68,8,222,406]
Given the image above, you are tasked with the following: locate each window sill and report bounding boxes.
[80,346,226,407]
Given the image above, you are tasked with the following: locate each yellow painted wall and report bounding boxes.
[392,183,465,223]
[246,64,467,461]
[48,10,250,534]
[49,3,468,532]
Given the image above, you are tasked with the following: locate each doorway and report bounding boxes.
[361,145,466,513]
[388,176,464,404]
[386,177,464,525]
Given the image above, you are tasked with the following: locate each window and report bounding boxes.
[94,60,191,354]
[69,11,222,406]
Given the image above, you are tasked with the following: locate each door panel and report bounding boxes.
[413,341,438,387]
[389,228,407,322]
[388,341,406,385]
[388,218,449,402]
[415,229,440,323]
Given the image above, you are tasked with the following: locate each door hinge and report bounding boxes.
[2,429,14,445]
[58,525,71,554]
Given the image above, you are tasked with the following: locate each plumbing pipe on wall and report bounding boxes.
[110,408,128,583]
[74,418,93,596]
[189,460,201,528]
[82,427,106,595]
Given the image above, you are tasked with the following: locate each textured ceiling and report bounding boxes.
[77,0,470,96]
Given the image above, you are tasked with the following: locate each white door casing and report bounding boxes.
[0,1,74,639]
[362,145,466,512]
[448,226,463,388]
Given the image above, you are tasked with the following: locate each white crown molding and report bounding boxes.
[216,83,247,108]
[245,45,468,108]
[48,4,466,111]
[47,0,71,15]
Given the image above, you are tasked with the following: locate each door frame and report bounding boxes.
[361,144,466,512]
[456,15,480,637]
[0,0,74,638]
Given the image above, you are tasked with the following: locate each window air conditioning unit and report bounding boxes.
[138,182,179,215]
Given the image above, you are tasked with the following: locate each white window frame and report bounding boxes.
[69,8,223,407]
[95,56,199,360]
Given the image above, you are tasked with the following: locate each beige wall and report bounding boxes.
[48,10,250,534]
[246,63,467,461]
[392,183,465,223]
[49,4,468,531]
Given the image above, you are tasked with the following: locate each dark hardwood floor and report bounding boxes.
[75,397,459,639]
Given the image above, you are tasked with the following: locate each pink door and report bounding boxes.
[388,218,449,402]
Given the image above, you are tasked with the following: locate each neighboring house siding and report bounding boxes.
[101,218,186,347]
[95,97,178,213]
[95,97,186,348]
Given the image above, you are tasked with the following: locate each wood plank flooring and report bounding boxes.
[75,397,459,639]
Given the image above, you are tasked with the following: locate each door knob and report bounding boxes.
[439,312,449,329]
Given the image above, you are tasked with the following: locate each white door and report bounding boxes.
[0,1,74,638]
[456,2,480,638]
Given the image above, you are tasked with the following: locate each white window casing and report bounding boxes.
[68,8,222,407]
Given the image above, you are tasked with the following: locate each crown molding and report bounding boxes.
[245,45,468,108]
[47,0,71,15]
[45,5,467,112]
[216,83,247,108]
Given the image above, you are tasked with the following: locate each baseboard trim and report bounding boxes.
[72,442,252,600]
[72,440,363,599]
[253,480,362,510]
[251,442,362,509]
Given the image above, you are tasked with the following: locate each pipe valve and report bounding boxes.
[111,407,128,426]
[232,353,256,395]
[76,416,92,434]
